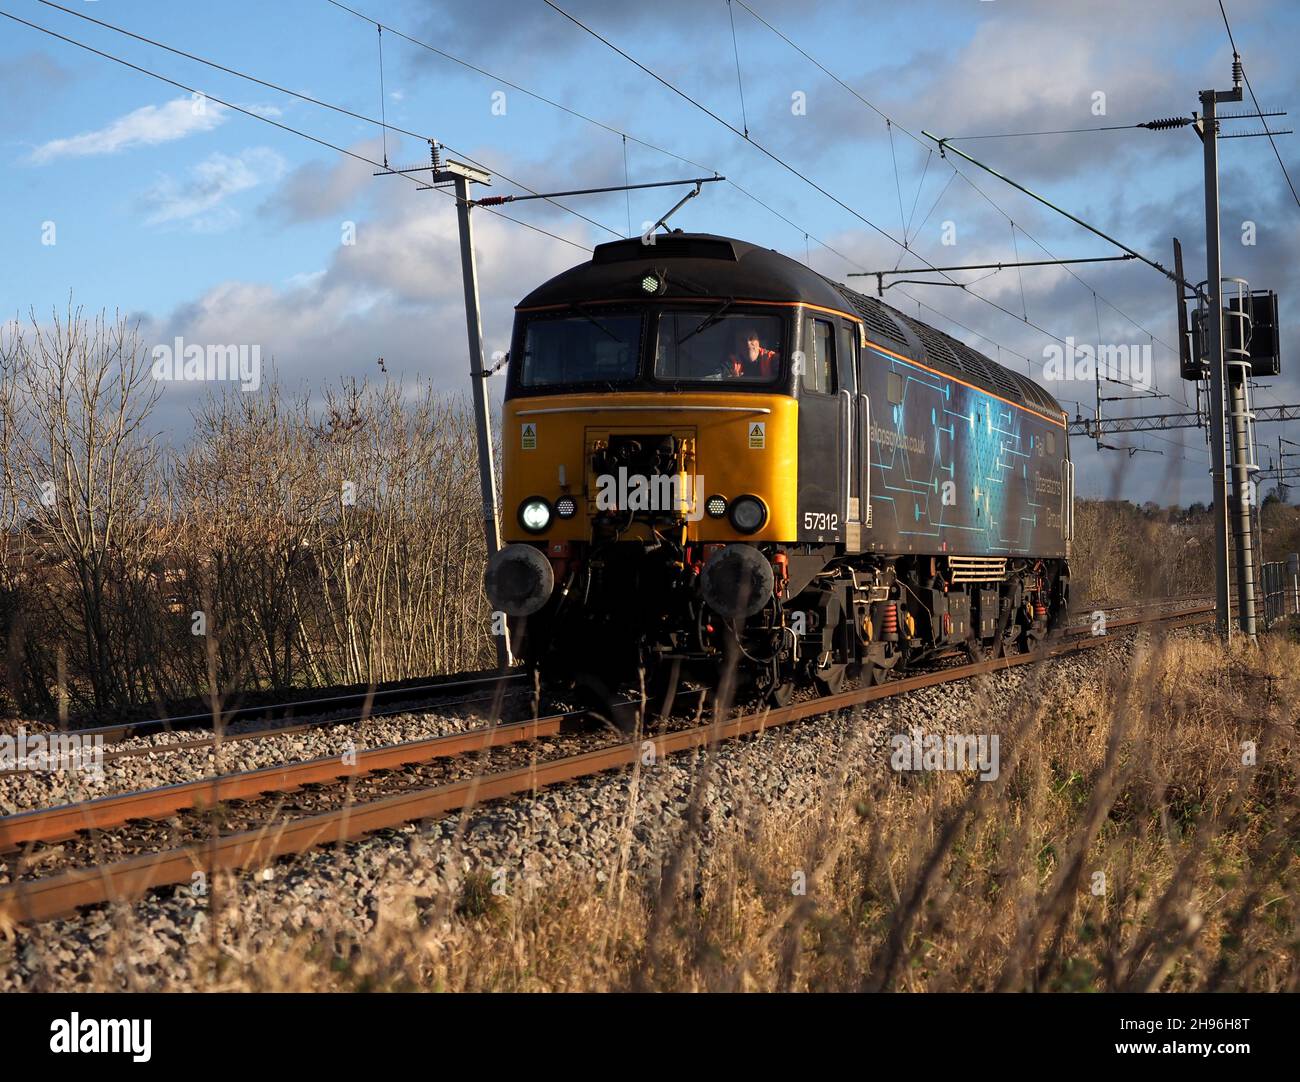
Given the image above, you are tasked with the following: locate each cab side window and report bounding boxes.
[803,318,837,395]
[837,322,858,393]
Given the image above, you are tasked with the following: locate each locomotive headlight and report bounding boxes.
[518,497,552,533]
[555,495,577,518]
[640,270,667,295]
[728,495,767,534]
[705,494,728,519]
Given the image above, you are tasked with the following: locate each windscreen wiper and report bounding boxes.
[676,298,733,345]
[569,302,625,343]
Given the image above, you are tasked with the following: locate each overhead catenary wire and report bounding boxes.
[376,22,388,168]
[15,0,1227,485]
[18,0,917,354]
[725,0,749,138]
[903,148,934,245]
[721,0,1181,401]
[321,0,889,273]
[35,0,1171,401]
[3,10,592,252]
[727,0,1183,384]
[1217,0,1300,208]
[29,0,622,243]
[542,0,1168,392]
[320,0,1095,388]
[943,123,1158,140]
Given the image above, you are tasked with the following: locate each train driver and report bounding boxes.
[727,327,779,380]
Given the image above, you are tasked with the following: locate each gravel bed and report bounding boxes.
[0,697,527,817]
[0,624,1208,991]
[0,729,609,886]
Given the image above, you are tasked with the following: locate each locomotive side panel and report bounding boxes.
[860,340,1067,559]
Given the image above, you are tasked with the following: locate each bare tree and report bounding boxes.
[8,304,168,712]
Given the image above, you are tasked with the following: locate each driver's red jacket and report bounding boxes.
[727,347,779,380]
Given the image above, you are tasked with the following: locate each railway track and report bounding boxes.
[59,668,532,746]
[0,600,1216,925]
[2,594,1196,767]
[0,671,532,778]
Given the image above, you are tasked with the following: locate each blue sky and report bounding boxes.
[2,0,1299,506]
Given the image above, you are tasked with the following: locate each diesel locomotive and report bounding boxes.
[485,232,1075,704]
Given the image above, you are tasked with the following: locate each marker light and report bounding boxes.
[555,495,578,518]
[705,494,728,519]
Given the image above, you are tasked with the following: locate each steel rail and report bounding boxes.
[0,714,568,853]
[0,690,514,778]
[2,598,1203,778]
[0,604,1214,924]
[65,669,528,744]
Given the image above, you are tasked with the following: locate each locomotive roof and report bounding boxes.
[515,232,1065,422]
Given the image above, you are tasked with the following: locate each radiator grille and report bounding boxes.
[947,556,1008,583]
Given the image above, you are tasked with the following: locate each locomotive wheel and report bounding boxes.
[813,662,847,696]
[768,680,796,707]
[862,661,890,686]
[575,672,640,735]
[967,637,1003,663]
[646,656,684,724]
[1022,625,1048,653]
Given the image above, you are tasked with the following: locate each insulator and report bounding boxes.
[1141,116,1192,131]
[1232,53,1243,87]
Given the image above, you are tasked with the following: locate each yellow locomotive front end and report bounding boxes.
[484,251,808,687]
[500,389,798,547]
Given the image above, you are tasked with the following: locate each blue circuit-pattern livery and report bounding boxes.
[863,341,1067,556]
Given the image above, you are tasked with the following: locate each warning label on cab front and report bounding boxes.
[748,422,765,449]
[521,422,537,450]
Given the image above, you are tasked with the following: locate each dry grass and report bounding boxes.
[23,628,1293,994]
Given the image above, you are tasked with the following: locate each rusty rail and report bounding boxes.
[0,715,569,853]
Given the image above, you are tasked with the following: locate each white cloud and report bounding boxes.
[142,148,287,228]
[150,187,581,406]
[28,97,227,164]
[260,138,382,223]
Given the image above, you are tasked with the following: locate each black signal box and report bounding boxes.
[1183,289,1281,379]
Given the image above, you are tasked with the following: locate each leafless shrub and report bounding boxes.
[0,306,492,719]
[1071,499,1214,604]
